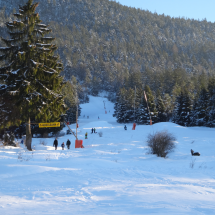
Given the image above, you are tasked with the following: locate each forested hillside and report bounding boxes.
[1,0,215,92]
[0,0,215,129]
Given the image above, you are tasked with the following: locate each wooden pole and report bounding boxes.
[64,121,76,138]
[76,91,78,140]
[144,91,152,124]
[25,117,32,151]
[76,104,78,140]
[134,86,136,122]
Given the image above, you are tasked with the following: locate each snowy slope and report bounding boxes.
[0,96,215,215]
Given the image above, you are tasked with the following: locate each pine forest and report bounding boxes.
[0,0,215,141]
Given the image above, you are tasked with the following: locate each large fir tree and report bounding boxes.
[156,95,167,122]
[206,77,215,127]
[113,88,128,123]
[183,81,212,127]
[0,0,66,150]
[192,87,210,126]
[173,89,192,126]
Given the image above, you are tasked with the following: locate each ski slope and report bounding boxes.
[0,96,215,215]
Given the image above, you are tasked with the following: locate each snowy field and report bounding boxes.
[0,96,215,215]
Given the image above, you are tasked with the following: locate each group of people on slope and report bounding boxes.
[85,128,97,139]
[91,128,96,133]
[53,138,71,150]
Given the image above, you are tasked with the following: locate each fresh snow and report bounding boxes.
[0,96,215,215]
[31,59,38,65]
[11,69,20,75]
[8,90,18,95]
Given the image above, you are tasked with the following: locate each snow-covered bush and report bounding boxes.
[3,133,10,144]
[3,132,16,146]
[147,130,176,158]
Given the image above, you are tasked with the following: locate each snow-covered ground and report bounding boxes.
[0,96,215,215]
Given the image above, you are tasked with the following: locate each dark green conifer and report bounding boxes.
[156,95,167,122]
[194,87,210,126]
[0,0,66,150]
[173,89,192,126]
[206,77,215,127]
[145,85,158,123]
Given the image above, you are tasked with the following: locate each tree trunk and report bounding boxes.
[26,117,32,151]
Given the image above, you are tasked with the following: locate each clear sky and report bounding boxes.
[115,0,215,23]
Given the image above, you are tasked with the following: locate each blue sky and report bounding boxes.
[116,0,215,23]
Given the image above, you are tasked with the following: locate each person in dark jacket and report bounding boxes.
[66,139,71,149]
[91,128,94,134]
[53,138,58,150]
[124,125,127,130]
[61,142,65,150]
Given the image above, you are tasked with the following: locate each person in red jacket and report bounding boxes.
[61,142,65,150]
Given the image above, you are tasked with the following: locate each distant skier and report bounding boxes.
[53,138,58,150]
[98,116,99,119]
[91,128,94,134]
[61,142,65,150]
[85,132,88,139]
[66,139,71,149]
[94,128,96,133]
[124,125,127,130]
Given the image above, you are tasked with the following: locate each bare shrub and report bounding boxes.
[190,158,196,169]
[40,140,47,146]
[15,140,20,147]
[46,154,51,161]
[56,131,65,137]
[17,151,23,161]
[98,131,103,137]
[147,130,176,158]
[43,132,49,138]
[17,150,34,162]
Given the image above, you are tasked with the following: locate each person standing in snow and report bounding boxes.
[61,142,65,150]
[124,125,127,130]
[85,132,88,139]
[98,116,99,119]
[91,128,94,134]
[66,139,71,149]
[94,128,96,133]
[53,138,58,150]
